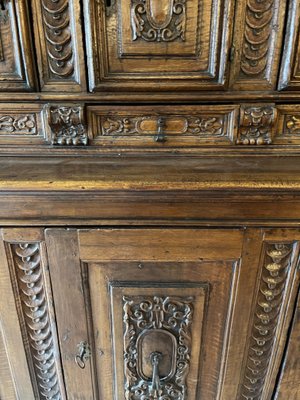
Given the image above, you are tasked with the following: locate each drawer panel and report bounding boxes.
[88,105,238,147]
[0,0,36,91]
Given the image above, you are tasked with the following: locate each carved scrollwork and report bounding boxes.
[241,0,274,76]
[131,0,187,42]
[123,295,193,400]
[45,104,88,145]
[10,242,63,400]
[186,117,224,135]
[0,115,37,135]
[239,243,294,400]
[236,105,276,145]
[41,0,74,78]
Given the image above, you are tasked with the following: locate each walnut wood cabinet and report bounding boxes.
[0,1,300,400]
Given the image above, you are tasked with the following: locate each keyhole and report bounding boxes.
[106,0,111,7]
[0,1,6,11]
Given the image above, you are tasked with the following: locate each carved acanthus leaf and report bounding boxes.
[239,242,294,400]
[123,295,193,400]
[237,105,276,145]
[10,242,64,400]
[131,0,187,42]
[45,104,88,145]
[41,0,74,78]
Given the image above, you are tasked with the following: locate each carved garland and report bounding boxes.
[239,243,294,400]
[241,0,274,76]
[131,0,187,42]
[10,242,63,400]
[123,296,193,400]
[41,0,74,78]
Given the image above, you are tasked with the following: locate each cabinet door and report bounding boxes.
[278,0,300,90]
[46,228,300,399]
[0,0,36,91]
[83,0,234,91]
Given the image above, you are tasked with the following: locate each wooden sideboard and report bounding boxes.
[0,1,300,400]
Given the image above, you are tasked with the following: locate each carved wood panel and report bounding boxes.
[0,0,36,91]
[84,0,234,91]
[230,0,287,90]
[278,0,300,90]
[32,0,86,91]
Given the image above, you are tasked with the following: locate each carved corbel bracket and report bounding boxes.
[44,104,88,146]
[236,104,277,145]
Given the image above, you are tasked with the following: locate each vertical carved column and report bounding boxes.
[238,243,295,400]
[7,241,65,400]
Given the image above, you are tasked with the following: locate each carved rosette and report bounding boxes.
[239,243,294,400]
[41,0,74,78]
[241,0,274,77]
[123,296,193,400]
[0,115,37,135]
[236,105,276,145]
[45,105,88,145]
[10,243,64,400]
[131,0,187,42]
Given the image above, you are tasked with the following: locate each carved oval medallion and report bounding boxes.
[147,0,174,28]
[136,329,177,381]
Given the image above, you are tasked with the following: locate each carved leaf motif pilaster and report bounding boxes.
[131,0,187,42]
[236,105,276,145]
[9,242,64,400]
[45,104,88,145]
[238,243,294,400]
[41,0,74,79]
[123,295,193,400]
[241,0,274,77]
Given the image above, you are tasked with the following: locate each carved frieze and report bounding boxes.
[123,295,193,399]
[9,242,64,400]
[241,0,274,77]
[0,114,37,135]
[236,105,277,145]
[238,242,294,400]
[45,104,88,145]
[284,115,300,135]
[131,0,187,42]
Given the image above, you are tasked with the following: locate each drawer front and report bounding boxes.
[0,0,36,91]
[88,105,239,147]
[84,0,234,91]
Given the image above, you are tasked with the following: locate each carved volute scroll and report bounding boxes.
[131,0,187,42]
[238,243,295,400]
[236,105,277,145]
[44,104,88,145]
[8,242,65,400]
[123,295,193,399]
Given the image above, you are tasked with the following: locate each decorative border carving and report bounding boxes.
[131,0,187,42]
[9,242,64,400]
[123,295,193,399]
[241,0,274,77]
[238,242,294,400]
[236,105,276,145]
[283,115,300,136]
[0,114,37,135]
[41,0,74,79]
[45,104,88,145]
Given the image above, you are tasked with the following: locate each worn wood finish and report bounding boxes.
[0,0,36,91]
[84,0,234,91]
[31,0,86,92]
[274,289,300,399]
[278,0,300,90]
